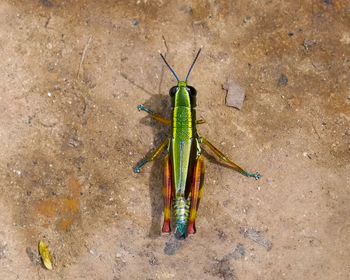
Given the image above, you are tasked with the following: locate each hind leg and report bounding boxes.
[162,154,172,233]
[187,154,205,235]
[200,137,261,179]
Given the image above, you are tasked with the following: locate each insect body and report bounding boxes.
[134,47,260,239]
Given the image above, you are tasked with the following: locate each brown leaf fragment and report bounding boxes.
[39,241,53,270]
[223,78,245,109]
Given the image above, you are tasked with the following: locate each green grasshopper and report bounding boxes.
[134,47,261,239]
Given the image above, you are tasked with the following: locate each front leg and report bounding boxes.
[134,137,170,173]
[200,137,261,179]
[137,105,171,125]
[137,105,205,125]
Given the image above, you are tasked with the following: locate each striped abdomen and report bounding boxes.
[173,197,190,238]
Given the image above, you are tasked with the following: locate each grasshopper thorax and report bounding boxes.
[169,81,197,108]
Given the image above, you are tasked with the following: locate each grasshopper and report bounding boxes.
[134,47,261,239]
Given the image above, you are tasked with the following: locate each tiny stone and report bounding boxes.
[0,244,6,259]
[303,38,316,50]
[277,74,288,87]
[242,16,251,24]
[131,19,139,26]
[41,0,53,7]
[12,169,21,175]
[149,256,159,265]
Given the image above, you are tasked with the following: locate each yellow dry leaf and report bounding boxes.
[39,241,53,270]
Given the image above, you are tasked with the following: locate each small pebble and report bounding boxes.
[12,169,21,175]
[131,19,139,26]
[277,74,288,87]
[303,38,316,50]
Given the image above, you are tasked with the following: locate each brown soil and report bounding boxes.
[0,1,349,279]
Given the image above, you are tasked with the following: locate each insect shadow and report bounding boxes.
[138,93,171,238]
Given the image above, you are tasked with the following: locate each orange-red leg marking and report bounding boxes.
[187,154,205,235]
[162,154,172,233]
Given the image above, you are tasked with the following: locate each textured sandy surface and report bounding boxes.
[0,1,349,279]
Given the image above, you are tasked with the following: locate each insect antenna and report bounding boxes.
[158,50,179,82]
[185,45,203,83]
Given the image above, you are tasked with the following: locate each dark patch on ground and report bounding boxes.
[163,236,183,255]
[277,74,288,87]
[240,228,272,251]
[40,0,53,8]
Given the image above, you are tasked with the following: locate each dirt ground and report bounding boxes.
[0,0,349,279]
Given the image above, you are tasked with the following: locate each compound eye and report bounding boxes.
[169,86,178,97]
[187,86,197,96]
